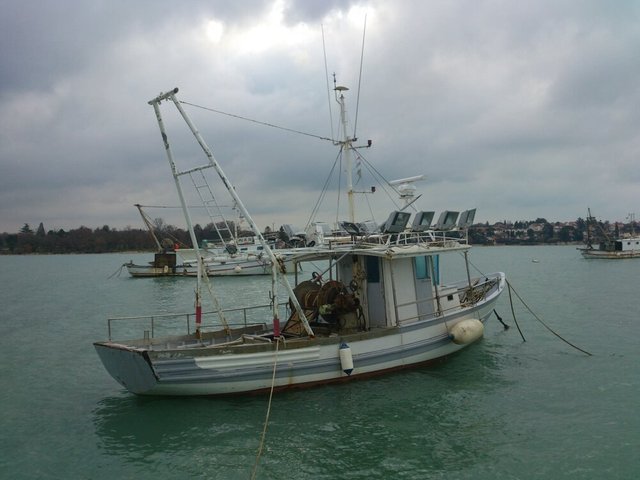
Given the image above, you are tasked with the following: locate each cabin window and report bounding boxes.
[415,256,429,279]
[414,256,439,284]
[365,256,380,283]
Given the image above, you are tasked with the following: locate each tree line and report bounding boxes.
[0,221,246,254]
[1,216,633,254]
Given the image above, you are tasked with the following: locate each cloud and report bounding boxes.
[1,0,639,234]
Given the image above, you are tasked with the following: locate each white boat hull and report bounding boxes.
[94,273,504,396]
[125,256,295,277]
[580,249,640,259]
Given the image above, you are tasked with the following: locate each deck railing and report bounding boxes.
[393,276,499,325]
[324,230,468,249]
[106,302,290,341]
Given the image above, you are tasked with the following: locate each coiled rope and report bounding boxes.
[250,337,281,479]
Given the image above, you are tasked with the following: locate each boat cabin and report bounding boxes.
[281,211,483,338]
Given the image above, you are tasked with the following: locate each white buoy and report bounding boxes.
[339,343,353,375]
[449,319,484,345]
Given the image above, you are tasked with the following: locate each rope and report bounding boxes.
[251,337,281,479]
[108,264,126,279]
[493,309,510,330]
[507,282,526,342]
[179,100,334,142]
[507,280,592,356]
[465,255,590,355]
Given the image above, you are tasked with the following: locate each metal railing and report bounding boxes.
[106,302,290,341]
[393,277,499,325]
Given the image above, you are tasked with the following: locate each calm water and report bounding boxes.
[1,246,638,479]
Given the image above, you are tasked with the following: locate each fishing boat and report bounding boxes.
[124,204,292,277]
[579,209,640,259]
[94,87,506,396]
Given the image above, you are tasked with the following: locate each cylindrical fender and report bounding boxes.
[339,343,354,376]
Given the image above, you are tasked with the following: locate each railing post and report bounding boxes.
[151,317,155,339]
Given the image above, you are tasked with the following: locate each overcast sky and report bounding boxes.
[2,0,639,234]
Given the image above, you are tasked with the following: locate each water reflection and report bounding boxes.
[93,393,269,477]
[93,341,511,478]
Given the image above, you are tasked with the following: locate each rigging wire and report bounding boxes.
[353,15,367,140]
[321,24,335,142]
[179,100,334,143]
[251,338,281,480]
[354,150,407,211]
[304,149,342,231]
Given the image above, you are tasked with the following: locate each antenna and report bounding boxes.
[321,24,335,142]
[353,15,367,141]
[389,175,425,208]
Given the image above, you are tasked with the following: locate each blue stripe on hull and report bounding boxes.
[96,296,499,396]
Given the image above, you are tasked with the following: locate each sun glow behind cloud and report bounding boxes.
[205,19,224,43]
[205,0,314,55]
[203,1,375,58]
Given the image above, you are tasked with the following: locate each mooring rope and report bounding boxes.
[108,263,126,279]
[506,280,592,356]
[463,254,591,355]
[507,282,526,342]
[251,337,281,479]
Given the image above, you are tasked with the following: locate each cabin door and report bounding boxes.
[414,256,435,320]
[365,256,386,328]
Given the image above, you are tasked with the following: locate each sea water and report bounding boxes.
[0,246,638,479]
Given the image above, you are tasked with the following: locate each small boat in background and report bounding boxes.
[124,205,292,277]
[578,209,640,259]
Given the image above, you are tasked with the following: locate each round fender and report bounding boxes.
[449,319,484,345]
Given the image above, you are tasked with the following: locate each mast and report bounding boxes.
[135,204,162,251]
[586,208,593,249]
[148,89,205,334]
[628,213,636,236]
[149,88,314,337]
[335,84,355,223]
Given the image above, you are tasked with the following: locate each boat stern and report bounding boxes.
[94,342,158,394]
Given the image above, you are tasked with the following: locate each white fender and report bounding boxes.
[339,343,353,376]
[449,319,484,345]
[233,265,242,273]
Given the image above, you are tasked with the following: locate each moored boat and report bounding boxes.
[94,86,506,396]
[124,203,294,277]
[578,209,640,259]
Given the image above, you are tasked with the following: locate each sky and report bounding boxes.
[2,0,639,234]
